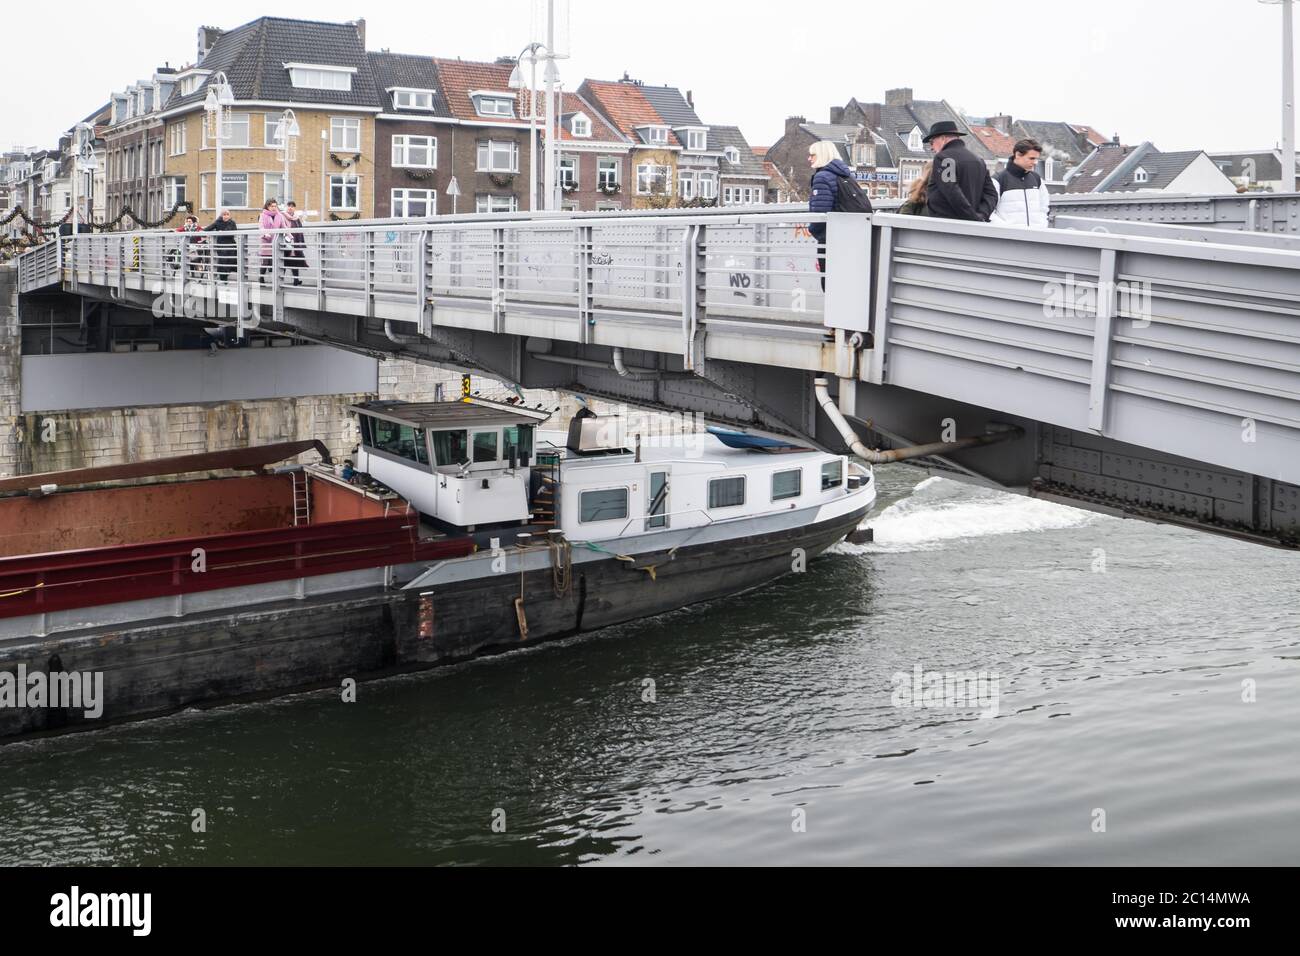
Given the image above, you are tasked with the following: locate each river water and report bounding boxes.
[2,464,1297,865]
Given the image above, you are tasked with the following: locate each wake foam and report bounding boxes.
[835,476,1100,553]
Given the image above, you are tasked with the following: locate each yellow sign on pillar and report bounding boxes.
[461,373,472,401]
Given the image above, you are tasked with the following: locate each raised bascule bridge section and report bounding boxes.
[15,192,1300,547]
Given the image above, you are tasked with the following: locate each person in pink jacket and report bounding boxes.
[258,199,289,283]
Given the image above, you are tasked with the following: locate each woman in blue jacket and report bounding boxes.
[807,141,851,289]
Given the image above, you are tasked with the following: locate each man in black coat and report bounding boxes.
[923,121,998,222]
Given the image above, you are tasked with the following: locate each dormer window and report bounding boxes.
[472,93,515,118]
[571,113,591,137]
[286,63,355,91]
[1133,167,1149,184]
[724,146,740,164]
[907,126,923,151]
[685,129,707,152]
[645,126,669,145]
[392,88,435,111]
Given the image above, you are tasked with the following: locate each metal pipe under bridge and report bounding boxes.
[14,191,1300,547]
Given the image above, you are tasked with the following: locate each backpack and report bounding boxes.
[832,172,874,214]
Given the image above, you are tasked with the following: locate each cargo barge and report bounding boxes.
[0,398,875,739]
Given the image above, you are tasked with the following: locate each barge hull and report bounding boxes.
[0,505,867,740]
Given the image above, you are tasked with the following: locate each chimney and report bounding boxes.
[351,18,366,47]
[859,102,882,129]
[1112,132,1120,144]
[989,114,1012,134]
[785,115,806,137]
[829,106,844,125]
[686,89,694,107]
[196,25,223,65]
[885,87,913,107]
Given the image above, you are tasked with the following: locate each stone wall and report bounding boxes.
[0,267,565,480]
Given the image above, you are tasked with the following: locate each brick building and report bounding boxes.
[159,17,380,226]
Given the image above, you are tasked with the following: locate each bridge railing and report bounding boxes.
[35,209,834,334]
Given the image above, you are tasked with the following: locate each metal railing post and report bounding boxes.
[577,223,593,344]
[365,230,375,318]
[492,225,506,334]
[416,229,429,335]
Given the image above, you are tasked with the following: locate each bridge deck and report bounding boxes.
[14,193,1300,504]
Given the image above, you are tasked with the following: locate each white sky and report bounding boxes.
[4,0,1296,154]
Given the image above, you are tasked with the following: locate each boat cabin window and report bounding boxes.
[771,468,802,501]
[579,487,629,523]
[503,425,534,463]
[472,431,499,463]
[432,429,469,466]
[708,476,746,509]
[821,459,843,490]
[371,417,429,466]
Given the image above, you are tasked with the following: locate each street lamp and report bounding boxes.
[509,43,542,211]
[1261,0,1297,192]
[507,0,567,212]
[204,71,235,213]
[273,108,301,203]
[69,122,94,233]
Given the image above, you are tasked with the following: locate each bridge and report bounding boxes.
[13,191,1300,547]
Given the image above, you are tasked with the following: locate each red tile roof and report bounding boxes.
[433,58,523,123]
[580,79,680,147]
[969,124,1018,160]
[519,90,627,143]
[1072,124,1109,148]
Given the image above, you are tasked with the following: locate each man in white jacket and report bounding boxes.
[991,139,1051,228]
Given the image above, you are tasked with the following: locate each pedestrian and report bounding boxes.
[175,214,205,276]
[806,141,856,290]
[991,139,1051,228]
[282,201,307,286]
[898,162,933,216]
[204,209,238,282]
[259,199,289,283]
[923,120,998,222]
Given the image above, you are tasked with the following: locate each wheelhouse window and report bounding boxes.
[472,431,499,463]
[771,468,802,501]
[579,488,629,523]
[708,476,746,509]
[503,425,534,463]
[821,459,844,490]
[370,418,429,466]
[432,429,468,466]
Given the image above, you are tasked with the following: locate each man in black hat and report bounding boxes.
[923,120,998,222]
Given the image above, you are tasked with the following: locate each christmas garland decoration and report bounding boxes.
[328,211,362,221]
[561,181,579,193]
[330,152,360,168]
[403,167,438,182]
[0,201,192,233]
[488,173,515,189]
[597,181,621,194]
